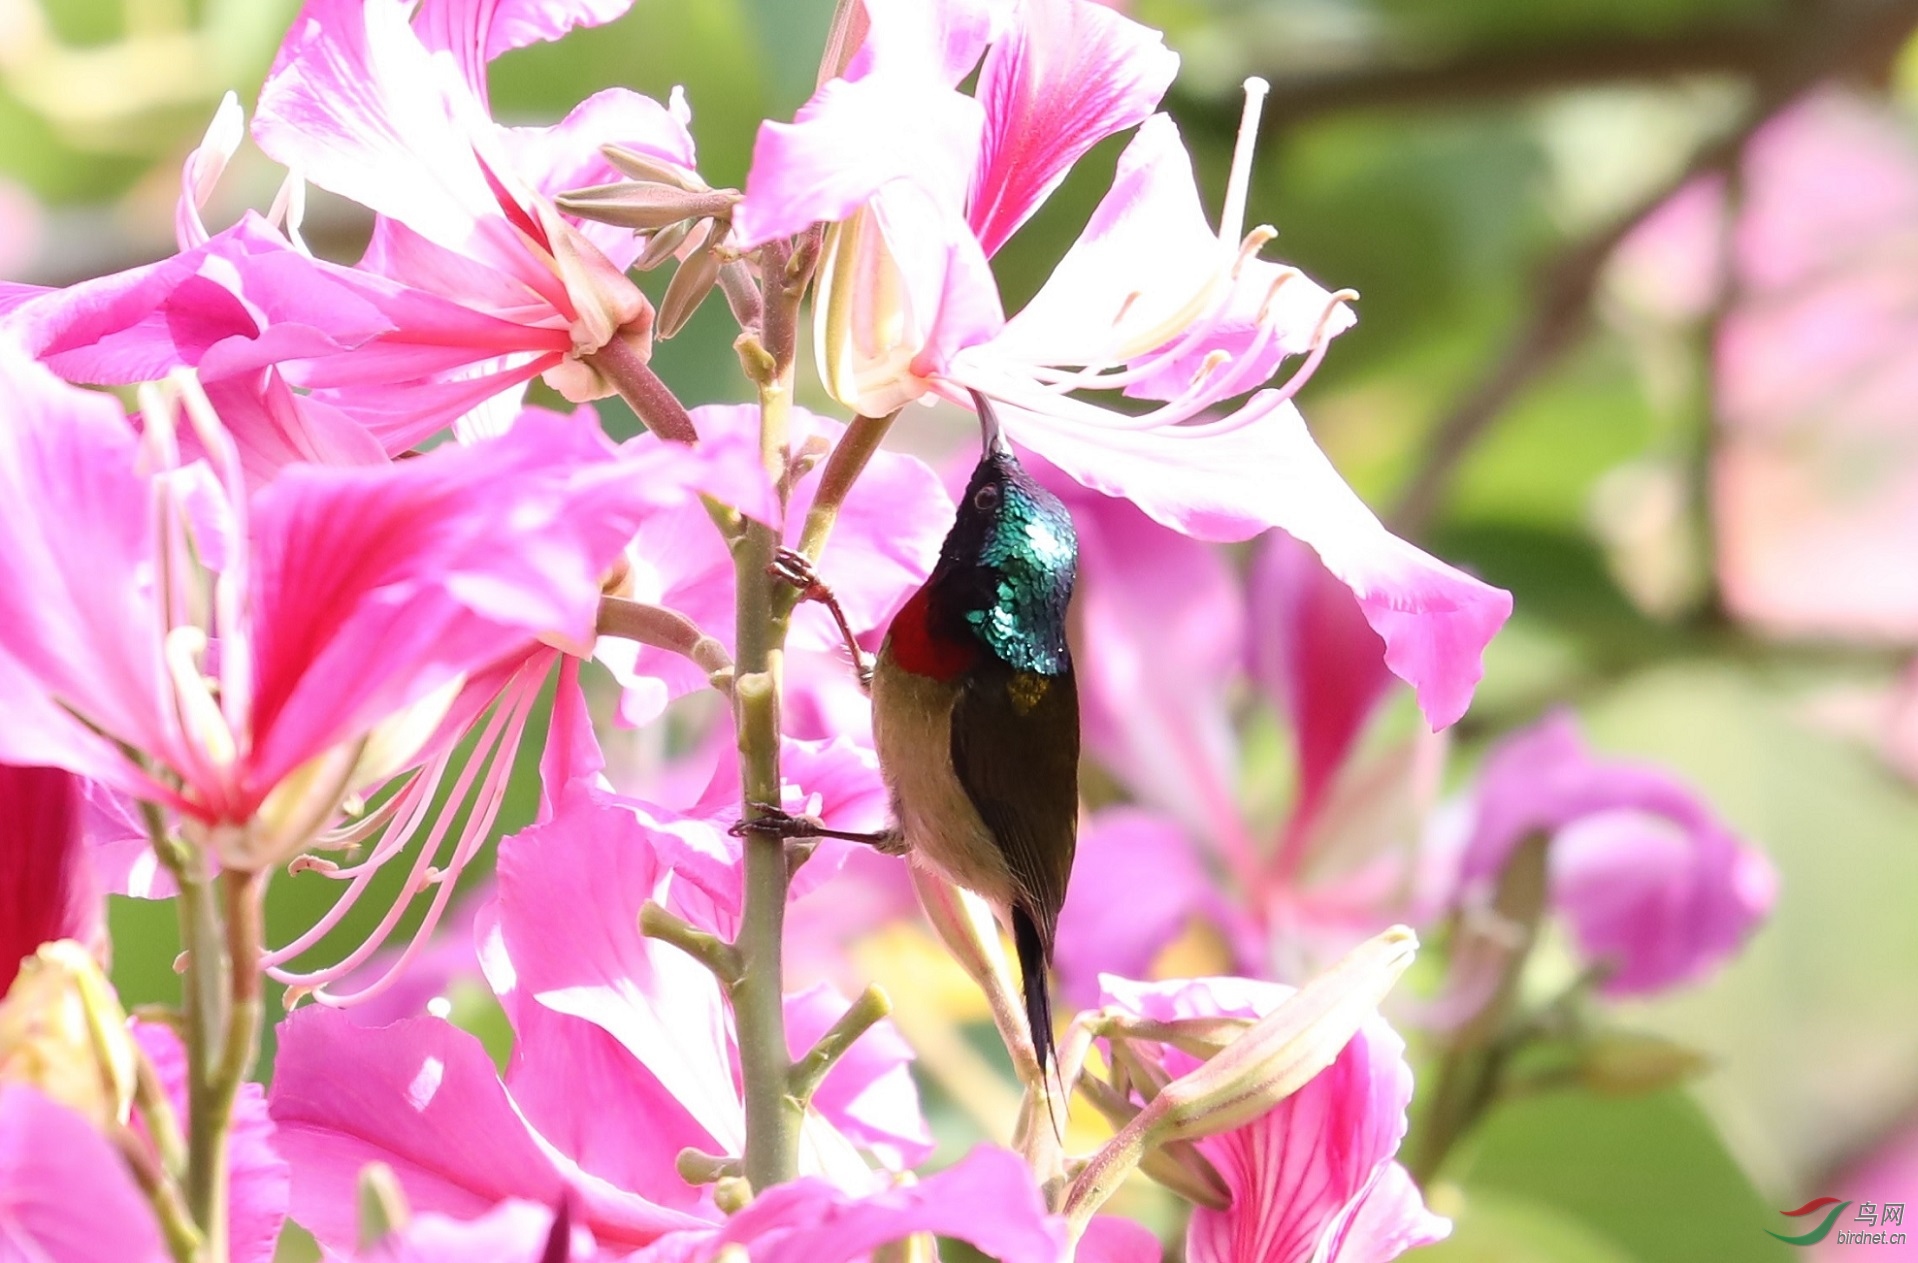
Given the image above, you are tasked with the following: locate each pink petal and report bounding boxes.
[700,1145,1063,1263]
[849,0,1012,87]
[0,344,173,794]
[988,115,1351,382]
[245,410,647,797]
[1077,1215,1165,1263]
[1004,390,1510,728]
[82,777,176,900]
[268,1008,701,1249]
[410,0,636,99]
[0,764,101,992]
[132,1022,289,1263]
[9,216,557,463]
[1248,531,1397,838]
[494,790,743,1148]
[875,181,1007,379]
[1462,713,1776,994]
[782,408,954,662]
[734,75,983,248]
[969,0,1176,256]
[0,1086,168,1263]
[501,999,713,1215]
[256,0,558,296]
[538,657,606,819]
[1056,809,1254,1008]
[1053,467,1245,848]
[351,1200,574,1263]
[1703,94,1918,641]
[1324,1162,1451,1263]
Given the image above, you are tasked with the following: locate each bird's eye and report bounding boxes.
[973,484,1001,511]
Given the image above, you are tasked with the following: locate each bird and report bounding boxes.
[756,392,1081,1079]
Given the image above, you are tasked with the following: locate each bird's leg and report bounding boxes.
[768,548,873,691]
[729,802,908,855]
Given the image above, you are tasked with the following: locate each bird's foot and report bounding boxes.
[728,802,906,853]
[768,548,874,691]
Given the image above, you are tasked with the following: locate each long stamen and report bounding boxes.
[306,780,417,853]
[303,690,532,1009]
[267,167,310,255]
[1219,78,1269,250]
[261,716,491,973]
[1170,289,1360,438]
[265,665,543,997]
[258,761,445,970]
[162,626,238,803]
[1024,239,1289,399]
[170,369,254,760]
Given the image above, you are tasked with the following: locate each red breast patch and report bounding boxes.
[887,585,978,681]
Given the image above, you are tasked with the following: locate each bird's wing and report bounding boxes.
[948,656,1080,946]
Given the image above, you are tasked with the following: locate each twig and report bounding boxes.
[789,985,891,1106]
[596,596,734,690]
[592,337,699,443]
[639,901,743,984]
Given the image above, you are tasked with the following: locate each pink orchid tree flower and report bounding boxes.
[1451,712,1778,995]
[251,0,700,436]
[269,781,931,1254]
[0,763,103,991]
[736,0,1509,728]
[1,210,597,477]
[0,345,650,874]
[252,402,782,1011]
[1101,976,1450,1263]
[0,1085,171,1263]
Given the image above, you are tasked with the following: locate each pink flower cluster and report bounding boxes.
[0,0,1776,1260]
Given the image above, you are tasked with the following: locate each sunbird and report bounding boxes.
[755,394,1081,1077]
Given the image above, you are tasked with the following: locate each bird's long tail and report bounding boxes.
[1011,904,1057,1082]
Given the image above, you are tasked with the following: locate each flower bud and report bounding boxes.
[556,181,738,234]
[0,940,136,1131]
[1149,925,1418,1143]
[659,238,726,339]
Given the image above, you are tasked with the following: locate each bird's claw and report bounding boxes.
[767,548,874,692]
[768,547,827,601]
[728,802,826,840]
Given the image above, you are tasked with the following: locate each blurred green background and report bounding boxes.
[11,0,1918,1259]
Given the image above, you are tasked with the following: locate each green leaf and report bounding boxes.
[1452,1087,1794,1262]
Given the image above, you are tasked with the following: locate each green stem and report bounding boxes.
[180,869,265,1263]
[728,233,818,1194]
[174,850,228,1257]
